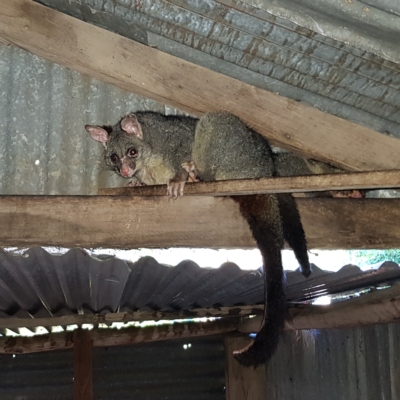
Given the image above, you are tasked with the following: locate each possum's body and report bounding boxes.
[86,111,311,367]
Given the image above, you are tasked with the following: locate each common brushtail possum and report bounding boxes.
[85,111,311,367]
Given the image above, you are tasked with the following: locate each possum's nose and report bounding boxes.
[121,167,131,177]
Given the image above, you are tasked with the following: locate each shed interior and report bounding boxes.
[1,0,400,399]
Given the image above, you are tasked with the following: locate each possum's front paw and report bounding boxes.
[167,180,186,199]
[181,161,199,183]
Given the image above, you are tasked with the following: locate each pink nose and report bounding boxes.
[121,168,131,177]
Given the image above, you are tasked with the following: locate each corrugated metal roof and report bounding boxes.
[242,0,400,64]
[0,2,398,198]
[38,0,400,138]
[0,336,225,400]
[0,247,398,327]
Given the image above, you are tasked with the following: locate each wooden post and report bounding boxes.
[74,329,93,400]
[224,336,267,400]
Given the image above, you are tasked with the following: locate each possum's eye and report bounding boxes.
[110,154,119,164]
[127,148,137,157]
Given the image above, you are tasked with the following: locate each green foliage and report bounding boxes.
[351,249,400,265]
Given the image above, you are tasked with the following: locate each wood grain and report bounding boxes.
[1,195,400,249]
[74,329,93,400]
[0,306,264,330]
[224,336,267,400]
[1,0,400,170]
[0,319,238,354]
[99,170,400,197]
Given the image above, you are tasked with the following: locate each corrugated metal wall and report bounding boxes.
[0,43,182,196]
[267,322,400,400]
[1,41,399,199]
[0,350,73,400]
[0,337,225,400]
[1,324,400,399]
[93,337,225,400]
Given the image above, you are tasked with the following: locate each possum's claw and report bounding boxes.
[167,180,186,199]
[167,161,199,198]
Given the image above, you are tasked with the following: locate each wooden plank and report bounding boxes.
[224,336,267,399]
[0,319,239,354]
[0,306,263,330]
[240,283,400,333]
[1,195,400,249]
[1,1,400,171]
[74,329,92,400]
[99,170,400,197]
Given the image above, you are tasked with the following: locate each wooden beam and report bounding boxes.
[1,1,400,171]
[1,196,400,249]
[99,170,400,197]
[74,329,93,400]
[0,306,263,330]
[240,283,400,333]
[224,336,267,399]
[0,318,239,354]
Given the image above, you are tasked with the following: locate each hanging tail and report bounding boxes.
[232,194,286,367]
[277,193,311,277]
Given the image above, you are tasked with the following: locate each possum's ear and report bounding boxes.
[121,114,143,139]
[85,125,110,143]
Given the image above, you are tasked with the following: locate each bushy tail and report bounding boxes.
[277,193,311,277]
[232,194,286,367]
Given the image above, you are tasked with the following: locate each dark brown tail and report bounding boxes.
[232,194,286,367]
[277,193,311,277]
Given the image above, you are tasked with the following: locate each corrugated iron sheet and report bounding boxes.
[0,42,182,196]
[0,247,398,325]
[1,2,398,198]
[242,0,400,64]
[4,2,399,193]
[1,316,400,400]
[268,322,400,400]
[37,0,400,138]
[0,350,73,400]
[0,337,225,400]
[93,337,225,400]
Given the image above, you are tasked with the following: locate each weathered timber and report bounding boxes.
[0,306,264,330]
[1,196,400,249]
[0,318,239,354]
[99,170,400,197]
[1,0,400,170]
[74,329,93,400]
[240,283,400,333]
[224,336,267,400]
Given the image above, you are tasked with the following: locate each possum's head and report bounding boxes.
[85,114,150,179]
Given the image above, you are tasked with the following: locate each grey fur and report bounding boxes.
[274,152,343,177]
